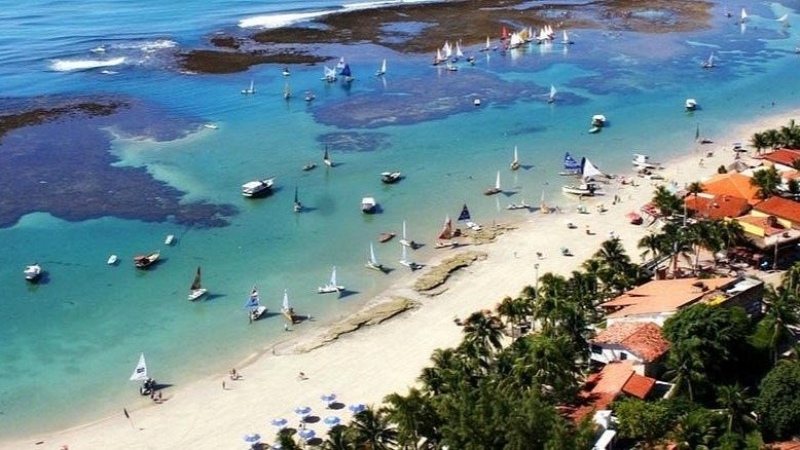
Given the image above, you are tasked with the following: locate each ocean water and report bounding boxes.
[1,0,799,439]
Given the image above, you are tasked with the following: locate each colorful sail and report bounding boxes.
[438,215,453,240]
[245,285,260,308]
[457,204,472,222]
[340,64,352,77]
[564,152,581,172]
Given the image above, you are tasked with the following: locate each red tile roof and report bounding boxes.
[571,361,635,422]
[592,322,671,362]
[762,148,800,168]
[754,196,800,225]
[602,277,737,319]
[769,442,800,450]
[622,373,657,399]
[736,215,790,237]
[701,172,761,205]
[685,193,751,219]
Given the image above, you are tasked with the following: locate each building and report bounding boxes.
[590,322,670,377]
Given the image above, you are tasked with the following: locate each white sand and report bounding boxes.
[5,111,797,450]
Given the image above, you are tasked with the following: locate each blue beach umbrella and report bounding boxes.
[270,418,288,428]
[323,416,341,427]
[320,393,337,405]
[349,403,366,414]
[298,429,316,441]
[243,433,261,443]
[294,406,312,418]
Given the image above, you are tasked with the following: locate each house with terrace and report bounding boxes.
[589,322,670,377]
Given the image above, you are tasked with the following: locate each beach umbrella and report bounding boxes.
[294,406,312,418]
[270,444,282,450]
[349,403,366,414]
[243,433,261,444]
[323,416,341,427]
[298,429,316,441]
[270,418,288,428]
[320,393,337,406]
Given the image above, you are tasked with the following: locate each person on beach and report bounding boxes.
[297,372,308,381]
[222,380,226,390]
[230,368,239,380]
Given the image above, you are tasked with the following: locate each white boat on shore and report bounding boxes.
[188,266,208,301]
[632,153,661,170]
[24,263,42,282]
[242,178,274,197]
[399,221,418,249]
[435,215,457,248]
[562,182,601,196]
[246,285,268,321]
[365,242,386,272]
[318,266,344,294]
[399,242,422,271]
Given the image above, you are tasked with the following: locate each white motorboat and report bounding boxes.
[241,178,274,197]
[589,114,606,133]
[562,182,600,196]
[632,153,661,170]
[317,266,344,294]
[188,266,208,301]
[381,171,402,184]
[685,98,698,111]
[361,197,377,214]
[24,263,42,282]
[107,254,118,265]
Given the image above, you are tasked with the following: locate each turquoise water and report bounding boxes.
[1,0,799,439]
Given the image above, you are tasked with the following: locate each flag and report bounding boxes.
[124,408,130,419]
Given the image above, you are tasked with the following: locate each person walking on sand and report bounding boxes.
[222,380,226,390]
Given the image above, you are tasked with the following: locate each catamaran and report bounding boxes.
[435,215,457,248]
[318,266,344,294]
[322,66,337,82]
[454,41,465,61]
[561,30,574,45]
[484,171,502,195]
[510,146,520,170]
[188,266,208,301]
[376,59,386,76]
[366,242,385,272]
[130,353,156,396]
[241,79,256,95]
[580,157,609,182]
[399,220,418,249]
[245,285,268,321]
[480,36,492,52]
[701,52,715,69]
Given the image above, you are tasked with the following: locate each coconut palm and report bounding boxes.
[459,310,505,366]
[762,285,800,365]
[671,409,719,450]
[320,425,353,450]
[664,338,708,402]
[383,389,440,449]
[652,185,683,217]
[716,384,754,435]
[350,407,398,450]
[750,131,769,155]
[750,166,782,199]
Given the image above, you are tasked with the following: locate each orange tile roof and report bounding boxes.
[622,373,657,399]
[769,442,800,450]
[571,361,635,422]
[701,172,761,205]
[591,322,671,362]
[736,215,790,237]
[685,193,751,219]
[754,196,800,224]
[763,148,800,167]
[603,277,738,319]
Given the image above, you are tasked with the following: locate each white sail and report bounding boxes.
[369,243,378,265]
[495,171,501,189]
[549,85,557,102]
[282,289,290,312]
[330,266,337,286]
[130,353,148,381]
[455,41,464,58]
[376,58,386,76]
[581,157,607,180]
[400,242,410,265]
[484,36,491,51]
[740,8,748,22]
[442,41,453,59]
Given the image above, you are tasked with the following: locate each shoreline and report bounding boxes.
[7,109,798,450]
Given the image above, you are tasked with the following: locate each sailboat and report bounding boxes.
[130,353,156,396]
[376,58,386,76]
[740,8,748,23]
[281,289,295,324]
[484,171,502,195]
[322,65,337,82]
[458,204,482,230]
[340,63,353,83]
[365,242,385,272]
[454,41,465,61]
[580,157,608,182]
[480,36,491,52]
[317,266,344,294]
[245,285,268,321]
[293,186,302,212]
[560,152,583,176]
[188,266,208,301]
[283,82,292,100]
[547,85,557,104]
[323,146,333,167]
[399,220,418,249]
[510,146,520,170]
[399,241,421,270]
[701,52,715,69]
[561,30,574,45]
[435,215,457,248]
[241,79,256,95]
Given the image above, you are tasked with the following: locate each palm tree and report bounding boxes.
[750,166,782,199]
[383,389,439,449]
[664,339,707,402]
[686,180,704,208]
[764,128,782,150]
[276,428,302,450]
[750,132,769,155]
[320,425,354,450]
[350,407,398,450]
[671,409,718,450]
[652,185,683,217]
[762,285,800,365]
[459,310,505,366]
[716,384,754,435]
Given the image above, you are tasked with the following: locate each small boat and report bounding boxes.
[740,8,748,23]
[580,157,609,182]
[24,263,42,282]
[130,353,156,396]
[473,98,481,107]
[283,82,292,100]
[458,204,482,231]
[510,146,520,171]
[381,171,402,184]
[246,285,268,321]
[242,178,275,197]
[701,52,715,69]
[188,266,208,301]
[632,153,661,170]
[378,232,396,243]
[562,182,600,196]
[507,200,530,210]
[304,91,315,102]
[323,146,333,167]
[547,85,557,104]
[375,58,386,76]
[303,162,317,171]
[480,36,492,52]
[446,63,458,72]
[107,255,118,265]
[322,65,337,82]
[282,67,291,77]
[293,186,302,213]
[561,30,574,45]
[361,197,377,214]
[164,234,175,245]
[318,266,344,294]
[281,289,295,325]
[134,251,160,269]
[589,114,606,133]
[241,79,256,95]
[340,63,354,83]
[399,221,418,249]
[484,171,502,195]
[203,123,219,130]
[685,98,698,111]
[560,152,582,176]
[454,41,464,61]
[436,215,457,248]
[399,242,422,271]
[365,242,385,272]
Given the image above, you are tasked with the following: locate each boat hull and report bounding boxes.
[188,288,208,301]
[317,285,344,294]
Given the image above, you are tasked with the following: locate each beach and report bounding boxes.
[7,109,797,450]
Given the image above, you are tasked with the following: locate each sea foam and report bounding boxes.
[50,56,126,72]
